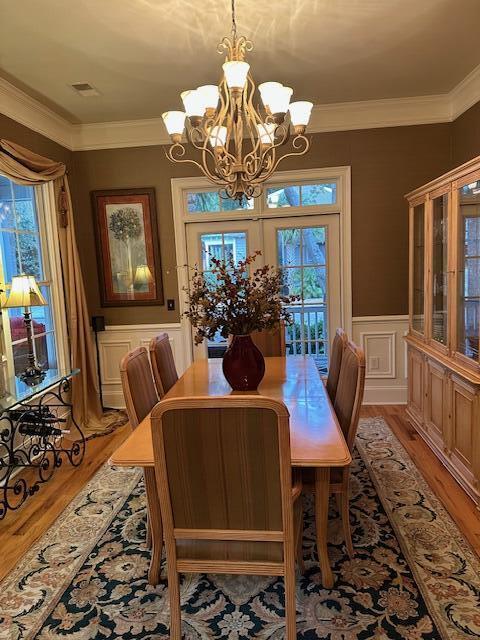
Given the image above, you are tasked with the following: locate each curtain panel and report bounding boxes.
[0,139,118,436]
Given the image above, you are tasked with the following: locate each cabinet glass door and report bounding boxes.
[457,183,480,361]
[412,203,425,333]
[431,194,448,345]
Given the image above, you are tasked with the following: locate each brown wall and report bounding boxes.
[0,113,73,166]
[3,109,475,322]
[452,101,480,167]
[72,123,451,321]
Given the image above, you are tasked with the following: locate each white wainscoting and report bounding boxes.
[98,316,409,408]
[97,323,187,408]
[352,315,409,404]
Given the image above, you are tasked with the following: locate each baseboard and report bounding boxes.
[363,385,408,405]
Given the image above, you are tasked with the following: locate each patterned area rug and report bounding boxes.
[1,417,480,639]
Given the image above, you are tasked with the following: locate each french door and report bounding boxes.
[186,215,341,363]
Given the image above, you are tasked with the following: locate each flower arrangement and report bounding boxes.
[184,251,297,345]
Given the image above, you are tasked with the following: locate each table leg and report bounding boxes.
[144,467,163,585]
[315,467,334,589]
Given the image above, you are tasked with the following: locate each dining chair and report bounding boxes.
[325,328,348,402]
[119,346,163,584]
[330,340,366,557]
[301,339,365,558]
[251,322,286,356]
[149,333,178,397]
[151,396,303,640]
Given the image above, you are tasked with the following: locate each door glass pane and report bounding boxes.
[198,231,248,358]
[301,183,337,206]
[277,226,328,362]
[457,185,480,360]
[432,194,448,345]
[412,204,425,333]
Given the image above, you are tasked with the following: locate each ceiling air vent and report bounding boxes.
[70,82,100,97]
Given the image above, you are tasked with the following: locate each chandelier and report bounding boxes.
[161,0,313,202]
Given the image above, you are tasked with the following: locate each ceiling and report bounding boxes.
[1,0,480,125]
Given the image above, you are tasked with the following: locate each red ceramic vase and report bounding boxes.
[222,334,265,391]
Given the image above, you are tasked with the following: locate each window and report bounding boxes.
[187,191,254,214]
[0,175,61,378]
[267,182,337,208]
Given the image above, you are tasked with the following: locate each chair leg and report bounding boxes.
[145,513,152,550]
[284,558,297,640]
[144,468,164,585]
[338,490,354,558]
[294,498,305,574]
[167,563,182,640]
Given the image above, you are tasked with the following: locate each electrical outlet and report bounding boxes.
[167,299,175,311]
[369,356,380,370]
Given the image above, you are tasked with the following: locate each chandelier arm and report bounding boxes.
[165,145,225,187]
[250,135,310,185]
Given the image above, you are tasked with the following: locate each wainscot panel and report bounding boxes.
[97,324,186,408]
[352,315,409,404]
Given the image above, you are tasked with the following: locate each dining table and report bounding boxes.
[109,355,351,588]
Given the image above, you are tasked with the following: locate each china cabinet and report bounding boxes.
[406,156,480,507]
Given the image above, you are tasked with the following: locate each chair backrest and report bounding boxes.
[251,323,286,357]
[326,328,349,402]
[333,340,366,451]
[149,333,178,397]
[120,346,158,429]
[151,396,294,566]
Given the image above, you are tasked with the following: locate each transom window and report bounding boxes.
[186,180,338,214]
[0,175,60,379]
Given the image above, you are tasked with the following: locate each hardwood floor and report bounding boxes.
[0,424,130,582]
[361,405,480,557]
[0,406,479,583]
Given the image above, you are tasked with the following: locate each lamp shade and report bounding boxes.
[134,264,153,286]
[222,61,250,89]
[259,82,293,114]
[208,125,227,148]
[162,111,186,136]
[181,90,205,118]
[257,122,276,145]
[3,275,47,308]
[288,101,313,126]
[196,85,220,112]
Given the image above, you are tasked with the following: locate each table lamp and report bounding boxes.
[2,274,48,385]
[134,264,153,290]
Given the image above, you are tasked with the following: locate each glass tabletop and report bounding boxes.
[0,368,80,412]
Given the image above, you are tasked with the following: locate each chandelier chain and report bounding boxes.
[231,0,237,38]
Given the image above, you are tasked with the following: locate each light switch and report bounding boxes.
[167,299,175,311]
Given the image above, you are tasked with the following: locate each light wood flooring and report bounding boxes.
[0,406,479,583]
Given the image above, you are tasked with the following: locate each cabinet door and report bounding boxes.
[430,193,449,349]
[408,348,424,424]
[424,359,450,451]
[450,376,479,477]
[411,203,426,335]
[455,179,480,366]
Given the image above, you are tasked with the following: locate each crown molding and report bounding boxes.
[1,64,480,151]
[0,77,73,149]
[450,63,480,120]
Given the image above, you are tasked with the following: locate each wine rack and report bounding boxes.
[0,373,86,519]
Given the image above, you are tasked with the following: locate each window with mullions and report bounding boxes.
[0,175,58,377]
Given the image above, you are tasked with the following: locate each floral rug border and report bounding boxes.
[0,464,142,640]
[356,418,480,639]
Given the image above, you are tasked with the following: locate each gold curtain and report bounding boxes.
[0,139,121,436]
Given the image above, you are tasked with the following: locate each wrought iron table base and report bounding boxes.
[0,377,86,519]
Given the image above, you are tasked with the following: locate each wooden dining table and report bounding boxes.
[109,355,351,588]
